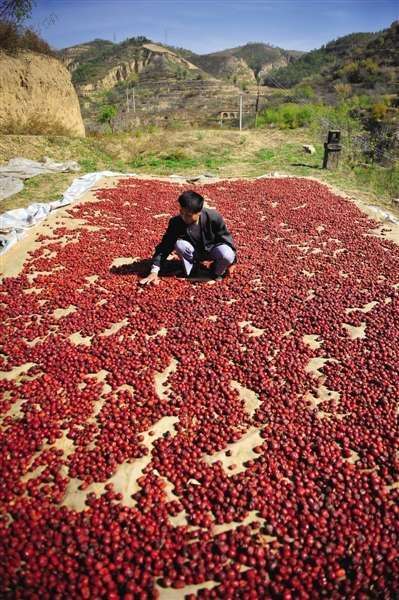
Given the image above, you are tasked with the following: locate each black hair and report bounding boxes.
[178,190,204,213]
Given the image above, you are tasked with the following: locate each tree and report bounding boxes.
[334,83,352,100]
[340,61,359,82]
[175,66,188,80]
[293,83,317,100]
[98,105,117,133]
[371,102,388,120]
[0,0,53,55]
[0,0,34,24]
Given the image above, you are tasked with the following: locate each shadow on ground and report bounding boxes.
[110,258,214,283]
[290,163,322,169]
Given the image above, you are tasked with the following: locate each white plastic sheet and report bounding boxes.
[0,171,134,256]
[0,176,24,201]
[0,157,81,201]
[0,156,80,179]
[365,205,399,225]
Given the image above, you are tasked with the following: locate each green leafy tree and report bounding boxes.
[98,105,117,133]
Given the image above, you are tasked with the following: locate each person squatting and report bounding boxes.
[140,190,237,286]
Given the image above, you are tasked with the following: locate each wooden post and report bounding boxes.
[323,130,342,169]
[239,95,243,131]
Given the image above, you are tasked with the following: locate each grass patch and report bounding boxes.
[130,151,200,171]
[0,172,77,213]
[349,163,399,202]
[254,148,275,162]
[252,143,323,171]
[0,129,397,216]
[79,157,99,172]
[129,148,231,174]
[248,142,398,210]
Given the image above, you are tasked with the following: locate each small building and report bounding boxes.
[219,111,238,121]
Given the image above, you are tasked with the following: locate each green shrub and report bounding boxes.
[72,62,102,84]
[97,105,118,132]
[293,84,317,100]
[371,102,388,120]
[258,103,315,129]
[339,58,383,86]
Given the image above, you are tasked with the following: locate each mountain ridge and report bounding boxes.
[60,24,398,131]
[264,21,398,94]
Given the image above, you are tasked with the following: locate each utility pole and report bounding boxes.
[239,94,243,131]
[126,88,129,113]
[132,87,136,113]
[255,77,260,128]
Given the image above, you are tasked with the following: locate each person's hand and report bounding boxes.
[226,264,236,277]
[139,272,160,286]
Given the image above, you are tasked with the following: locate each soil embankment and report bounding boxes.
[0,51,85,137]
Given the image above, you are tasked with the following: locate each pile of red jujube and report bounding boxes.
[0,177,398,598]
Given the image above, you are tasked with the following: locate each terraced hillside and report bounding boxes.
[60,38,298,130]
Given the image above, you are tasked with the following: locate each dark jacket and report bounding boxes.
[152,208,237,269]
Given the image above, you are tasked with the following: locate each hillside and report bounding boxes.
[188,43,303,84]
[62,36,206,87]
[265,21,399,96]
[61,38,117,75]
[60,25,398,132]
[60,38,303,131]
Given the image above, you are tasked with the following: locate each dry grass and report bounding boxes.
[93,128,311,164]
[0,21,55,56]
[0,129,397,216]
[0,134,88,163]
[0,115,73,136]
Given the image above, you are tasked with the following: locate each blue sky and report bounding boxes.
[29,0,398,53]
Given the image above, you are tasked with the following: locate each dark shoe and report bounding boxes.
[188,265,200,278]
[210,266,226,281]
